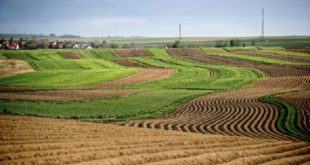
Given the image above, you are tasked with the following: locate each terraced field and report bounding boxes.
[122,48,310,141]
[0,47,310,164]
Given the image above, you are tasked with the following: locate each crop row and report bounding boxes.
[1,115,309,165]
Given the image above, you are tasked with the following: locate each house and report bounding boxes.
[73,43,80,49]
[7,41,19,50]
[73,42,89,49]
[57,42,64,49]
[50,41,58,49]
[50,41,64,49]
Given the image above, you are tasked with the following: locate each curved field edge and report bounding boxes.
[0,89,210,122]
[1,115,310,165]
[255,49,310,59]
[0,68,141,88]
[260,95,310,141]
[127,56,264,91]
[201,48,306,65]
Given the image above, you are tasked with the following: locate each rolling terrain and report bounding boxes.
[0,47,310,164]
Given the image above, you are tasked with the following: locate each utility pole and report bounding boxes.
[261,8,264,41]
[179,23,182,45]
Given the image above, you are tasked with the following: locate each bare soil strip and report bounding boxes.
[59,52,80,59]
[286,48,310,54]
[0,69,173,101]
[0,115,309,165]
[0,89,141,102]
[81,68,174,89]
[231,51,310,63]
[167,48,310,77]
[114,49,150,57]
[113,58,149,68]
[0,60,33,77]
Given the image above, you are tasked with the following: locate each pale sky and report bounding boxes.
[0,0,309,37]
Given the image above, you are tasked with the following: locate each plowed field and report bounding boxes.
[1,115,309,165]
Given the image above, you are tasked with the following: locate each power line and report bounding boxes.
[262,8,264,41]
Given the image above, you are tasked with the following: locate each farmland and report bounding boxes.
[0,47,310,164]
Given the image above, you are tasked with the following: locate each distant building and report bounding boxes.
[50,41,64,49]
[7,41,19,50]
[57,42,64,49]
[73,43,80,49]
[73,43,90,49]
[50,41,58,49]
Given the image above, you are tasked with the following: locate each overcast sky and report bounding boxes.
[0,0,309,37]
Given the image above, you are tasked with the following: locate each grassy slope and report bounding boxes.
[0,49,140,88]
[0,69,139,88]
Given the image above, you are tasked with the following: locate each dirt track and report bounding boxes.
[1,115,309,165]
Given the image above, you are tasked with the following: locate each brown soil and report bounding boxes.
[0,69,173,101]
[167,48,310,77]
[0,89,141,102]
[114,48,150,57]
[59,52,80,59]
[1,115,309,165]
[123,75,310,141]
[286,48,310,54]
[0,60,33,77]
[231,51,310,63]
[82,69,174,89]
[112,58,149,68]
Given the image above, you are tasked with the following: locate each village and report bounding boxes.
[0,38,119,50]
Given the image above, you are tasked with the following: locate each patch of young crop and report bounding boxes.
[0,69,139,88]
[149,48,172,58]
[0,89,208,120]
[201,49,303,65]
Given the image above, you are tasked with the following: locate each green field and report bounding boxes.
[0,48,263,120]
[0,89,208,121]
[0,47,310,142]
[0,69,139,88]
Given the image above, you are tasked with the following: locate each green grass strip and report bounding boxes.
[260,95,310,141]
[202,49,303,65]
